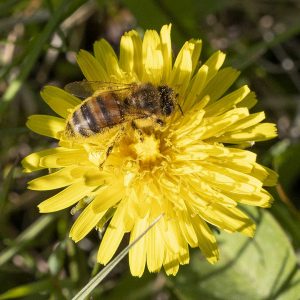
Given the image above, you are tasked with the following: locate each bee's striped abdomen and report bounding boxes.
[80,101,101,133]
[66,92,125,138]
[71,108,90,137]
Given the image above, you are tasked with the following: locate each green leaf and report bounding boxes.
[0,160,18,212]
[169,209,300,300]
[271,200,300,249]
[0,279,52,299]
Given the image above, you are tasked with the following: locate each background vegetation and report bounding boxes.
[1,0,300,299]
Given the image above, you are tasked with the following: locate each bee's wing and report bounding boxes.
[64,81,137,98]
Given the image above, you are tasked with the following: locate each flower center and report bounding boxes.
[131,134,161,164]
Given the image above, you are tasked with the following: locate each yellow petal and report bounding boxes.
[119,34,134,74]
[22,148,67,173]
[97,219,125,264]
[203,50,226,82]
[129,217,148,277]
[191,215,219,263]
[200,162,263,194]
[183,65,208,110]
[28,166,79,190]
[160,218,181,254]
[204,85,250,117]
[41,86,81,118]
[38,182,95,212]
[209,155,255,174]
[97,200,133,264]
[171,39,202,98]
[224,188,273,208]
[198,67,240,103]
[39,149,89,168]
[189,39,202,74]
[26,115,65,139]
[237,91,257,109]
[146,219,164,273]
[175,162,262,194]
[170,42,193,96]
[110,199,134,232]
[199,204,256,237]
[93,39,123,80]
[174,109,205,142]
[163,250,179,276]
[177,241,190,265]
[70,201,106,242]
[225,112,266,132]
[142,30,163,84]
[159,175,187,210]
[92,185,124,213]
[209,147,257,172]
[225,147,257,162]
[262,166,278,186]
[83,169,108,186]
[199,108,250,140]
[177,210,198,247]
[119,30,142,79]
[77,50,108,81]
[160,24,172,83]
[187,178,237,207]
[215,123,278,143]
[252,163,278,186]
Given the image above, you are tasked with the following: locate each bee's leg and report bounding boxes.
[131,119,138,130]
[177,103,184,116]
[100,146,113,168]
[100,128,124,168]
[131,120,144,142]
[156,118,164,126]
[105,145,114,158]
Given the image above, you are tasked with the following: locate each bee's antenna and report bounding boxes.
[175,93,184,116]
[178,103,184,116]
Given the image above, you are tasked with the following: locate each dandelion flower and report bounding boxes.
[23,24,278,276]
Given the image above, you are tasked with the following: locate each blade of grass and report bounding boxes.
[0,279,52,300]
[72,213,164,300]
[0,158,18,213]
[0,214,56,266]
[0,0,86,117]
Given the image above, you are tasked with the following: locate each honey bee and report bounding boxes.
[64,81,178,138]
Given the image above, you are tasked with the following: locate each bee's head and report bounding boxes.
[158,85,175,116]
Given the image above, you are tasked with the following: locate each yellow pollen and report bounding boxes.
[124,172,135,187]
[132,135,161,163]
[88,151,104,166]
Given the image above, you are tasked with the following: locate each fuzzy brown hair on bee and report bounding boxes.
[64,81,176,138]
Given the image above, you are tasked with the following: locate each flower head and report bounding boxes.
[23,24,278,276]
